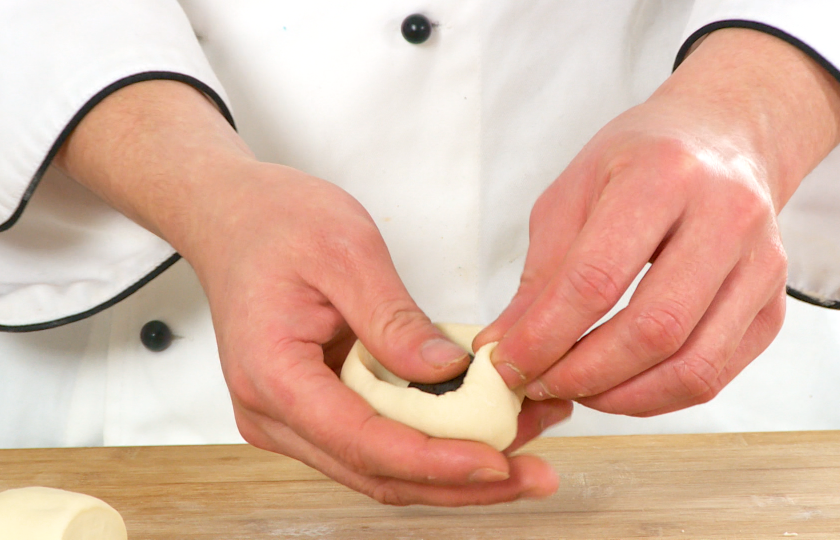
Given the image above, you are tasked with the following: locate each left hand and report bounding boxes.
[55,79,572,506]
[475,28,840,416]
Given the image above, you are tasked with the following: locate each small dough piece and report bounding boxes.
[0,487,127,540]
[341,323,524,450]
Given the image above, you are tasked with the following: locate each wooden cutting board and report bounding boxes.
[2,431,839,539]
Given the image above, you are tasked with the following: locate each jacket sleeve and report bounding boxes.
[677,1,840,309]
[0,1,233,331]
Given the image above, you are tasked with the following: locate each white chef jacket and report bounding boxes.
[1,1,840,449]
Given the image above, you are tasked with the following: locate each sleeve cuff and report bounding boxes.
[0,1,234,329]
[1,72,234,233]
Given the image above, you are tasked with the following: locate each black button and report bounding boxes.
[140,320,173,352]
[401,14,432,44]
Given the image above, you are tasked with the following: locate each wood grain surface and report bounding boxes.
[1,431,839,539]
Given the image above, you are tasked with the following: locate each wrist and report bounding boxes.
[55,79,256,257]
[654,28,840,210]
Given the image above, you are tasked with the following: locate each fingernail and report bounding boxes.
[520,487,555,500]
[420,338,469,368]
[525,379,558,401]
[468,468,510,483]
[494,362,526,388]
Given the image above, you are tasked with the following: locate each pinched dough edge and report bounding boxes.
[340,323,523,450]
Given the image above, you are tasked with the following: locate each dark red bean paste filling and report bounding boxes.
[408,354,474,395]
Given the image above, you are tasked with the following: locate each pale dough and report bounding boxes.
[0,487,127,540]
[340,323,524,450]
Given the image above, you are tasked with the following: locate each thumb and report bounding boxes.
[355,304,472,384]
[318,237,470,385]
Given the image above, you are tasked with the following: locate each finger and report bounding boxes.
[241,338,510,486]
[578,257,786,416]
[310,219,470,384]
[523,216,741,401]
[365,453,559,506]
[223,276,507,486]
[504,399,574,454]
[475,178,587,349]
[616,287,786,417]
[236,407,558,506]
[488,165,686,388]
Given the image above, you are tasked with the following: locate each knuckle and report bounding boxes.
[518,267,548,296]
[693,390,719,406]
[335,441,370,478]
[767,293,787,333]
[723,185,775,234]
[334,420,374,475]
[224,368,263,414]
[232,413,266,449]
[231,388,262,416]
[334,412,417,480]
[529,193,549,229]
[559,364,601,399]
[304,217,383,275]
[630,304,693,359]
[529,183,563,225]
[765,240,789,277]
[231,410,294,454]
[371,298,429,343]
[369,481,411,506]
[236,429,265,451]
[629,138,705,192]
[565,260,623,314]
[755,290,787,342]
[670,350,724,399]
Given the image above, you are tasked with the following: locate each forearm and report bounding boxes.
[53,80,255,262]
[656,27,840,209]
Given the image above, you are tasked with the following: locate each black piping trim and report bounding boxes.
[677,20,840,311]
[1,253,183,332]
[786,286,840,310]
[0,72,236,331]
[675,20,840,83]
[0,71,235,232]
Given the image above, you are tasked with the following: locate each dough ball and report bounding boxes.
[340,323,523,450]
[0,486,127,540]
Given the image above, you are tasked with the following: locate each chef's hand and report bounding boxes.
[476,28,840,416]
[55,79,571,506]
[184,161,572,506]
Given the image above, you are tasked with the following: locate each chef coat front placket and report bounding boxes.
[186,0,485,324]
[101,259,242,446]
